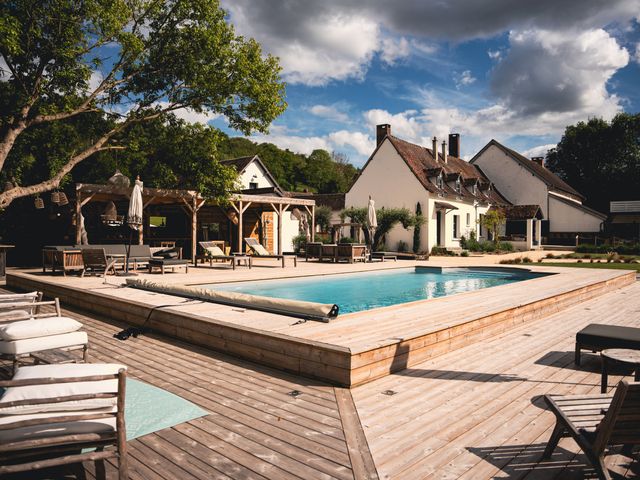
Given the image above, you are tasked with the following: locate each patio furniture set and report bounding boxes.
[540,323,640,479]
[42,244,188,276]
[196,238,297,269]
[305,242,397,263]
[0,291,128,478]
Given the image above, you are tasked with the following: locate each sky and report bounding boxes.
[189,1,640,166]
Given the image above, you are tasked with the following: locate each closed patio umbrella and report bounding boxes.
[367,196,377,252]
[124,176,144,274]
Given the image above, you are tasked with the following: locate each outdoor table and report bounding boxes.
[231,254,252,269]
[600,348,640,393]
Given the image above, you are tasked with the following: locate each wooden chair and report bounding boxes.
[542,380,640,480]
[81,248,117,277]
[244,237,296,268]
[0,367,128,479]
[196,241,237,269]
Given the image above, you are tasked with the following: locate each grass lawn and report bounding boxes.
[541,262,640,272]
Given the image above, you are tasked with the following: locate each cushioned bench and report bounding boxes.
[575,323,640,365]
[148,258,190,274]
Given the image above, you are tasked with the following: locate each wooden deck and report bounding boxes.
[0,292,377,480]
[7,261,635,386]
[352,280,640,479]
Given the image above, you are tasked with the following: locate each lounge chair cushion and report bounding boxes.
[206,246,226,257]
[0,317,82,341]
[0,363,126,416]
[0,331,88,355]
[251,243,270,256]
[0,410,116,442]
[576,323,640,350]
[154,248,179,259]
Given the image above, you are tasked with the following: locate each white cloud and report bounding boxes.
[635,42,640,63]
[488,49,502,60]
[522,144,557,158]
[380,36,411,65]
[250,133,331,155]
[308,104,349,123]
[491,29,629,116]
[155,102,219,125]
[327,130,374,156]
[455,70,476,88]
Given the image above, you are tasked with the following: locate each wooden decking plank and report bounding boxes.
[334,388,379,480]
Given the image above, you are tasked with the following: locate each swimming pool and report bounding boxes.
[202,267,549,314]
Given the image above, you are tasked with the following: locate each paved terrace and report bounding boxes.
[2,278,640,479]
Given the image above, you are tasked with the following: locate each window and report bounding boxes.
[466,213,471,226]
[436,174,443,189]
[249,182,258,190]
[455,178,461,193]
[453,215,460,239]
[149,216,167,228]
[472,184,478,195]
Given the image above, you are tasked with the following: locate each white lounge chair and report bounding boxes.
[0,292,43,322]
[0,299,89,373]
[0,363,128,479]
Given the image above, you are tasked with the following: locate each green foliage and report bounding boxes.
[314,205,333,232]
[339,237,355,244]
[576,243,640,255]
[413,202,422,253]
[431,246,454,256]
[291,234,307,253]
[0,0,286,206]
[460,250,469,257]
[373,208,423,250]
[545,113,640,212]
[479,209,506,244]
[340,207,367,225]
[397,240,409,252]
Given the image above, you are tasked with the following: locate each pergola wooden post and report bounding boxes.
[181,196,205,263]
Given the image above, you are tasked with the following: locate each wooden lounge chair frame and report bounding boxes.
[542,380,640,480]
[81,248,117,278]
[196,241,237,269]
[243,237,297,268]
[0,369,128,479]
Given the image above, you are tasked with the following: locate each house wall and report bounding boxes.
[237,161,274,189]
[472,145,549,218]
[548,195,603,233]
[346,139,430,251]
[426,198,490,251]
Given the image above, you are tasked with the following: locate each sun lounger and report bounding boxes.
[0,292,43,322]
[0,363,128,479]
[542,380,640,480]
[196,241,237,269]
[244,237,297,268]
[148,258,190,274]
[575,324,640,365]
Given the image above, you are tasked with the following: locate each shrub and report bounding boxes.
[431,246,452,256]
[545,253,556,259]
[537,258,544,263]
[497,241,514,252]
[460,250,469,257]
[292,234,307,253]
[522,256,532,263]
[577,259,583,263]
[339,237,355,244]
[576,243,640,255]
[397,240,409,253]
[512,257,522,264]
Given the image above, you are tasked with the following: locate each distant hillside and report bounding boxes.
[218,135,359,194]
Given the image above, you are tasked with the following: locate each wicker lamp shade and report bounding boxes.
[34,197,44,209]
[57,192,69,205]
[51,191,60,204]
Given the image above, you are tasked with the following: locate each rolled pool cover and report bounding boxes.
[126,279,339,322]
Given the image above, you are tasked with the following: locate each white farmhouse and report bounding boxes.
[346,125,510,253]
[221,155,302,252]
[471,140,606,243]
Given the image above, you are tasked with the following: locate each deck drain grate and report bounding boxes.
[288,390,302,397]
[381,390,398,396]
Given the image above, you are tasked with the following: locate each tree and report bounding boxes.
[314,205,333,232]
[480,209,505,244]
[0,0,286,207]
[545,113,640,212]
[413,202,422,253]
[341,206,422,250]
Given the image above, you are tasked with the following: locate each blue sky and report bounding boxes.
[192,1,640,166]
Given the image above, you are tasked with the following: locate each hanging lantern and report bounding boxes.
[107,169,130,188]
[225,209,239,225]
[51,191,60,204]
[34,197,44,209]
[57,192,69,206]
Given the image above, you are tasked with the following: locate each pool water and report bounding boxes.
[203,267,548,314]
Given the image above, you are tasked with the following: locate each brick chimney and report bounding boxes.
[441,140,448,164]
[448,133,460,157]
[376,124,391,146]
[432,136,438,162]
[532,156,544,168]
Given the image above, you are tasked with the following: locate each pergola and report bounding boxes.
[227,193,316,254]
[75,184,315,262]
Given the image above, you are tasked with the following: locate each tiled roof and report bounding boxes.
[471,140,584,200]
[220,155,256,172]
[491,204,544,220]
[385,135,510,205]
[288,192,345,210]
